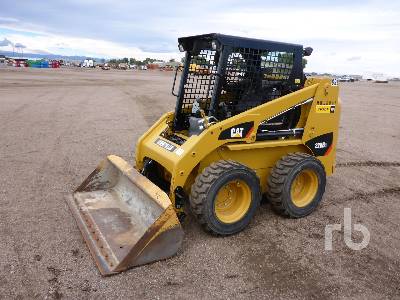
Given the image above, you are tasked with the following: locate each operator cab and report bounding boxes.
[171,33,312,138]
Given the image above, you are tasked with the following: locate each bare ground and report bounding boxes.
[0,67,399,299]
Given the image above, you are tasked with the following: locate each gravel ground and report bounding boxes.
[0,67,399,299]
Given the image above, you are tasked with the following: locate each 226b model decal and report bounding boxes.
[305,132,333,156]
[218,122,254,140]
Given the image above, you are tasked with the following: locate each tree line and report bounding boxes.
[107,57,178,66]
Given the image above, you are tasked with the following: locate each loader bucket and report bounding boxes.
[66,155,184,275]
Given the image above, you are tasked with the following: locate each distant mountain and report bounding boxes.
[0,50,105,62]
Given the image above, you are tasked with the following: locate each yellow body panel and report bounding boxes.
[135,77,341,210]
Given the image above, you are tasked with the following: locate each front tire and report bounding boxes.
[190,160,261,235]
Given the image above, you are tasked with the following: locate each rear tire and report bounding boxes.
[190,160,261,235]
[266,153,326,218]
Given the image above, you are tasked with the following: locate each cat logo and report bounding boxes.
[230,127,244,138]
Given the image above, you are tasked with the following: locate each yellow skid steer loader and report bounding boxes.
[67,33,341,275]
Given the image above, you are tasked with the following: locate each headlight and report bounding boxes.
[178,44,185,52]
[211,40,219,50]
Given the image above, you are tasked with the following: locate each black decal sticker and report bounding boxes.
[305,132,333,156]
[218,122,254,140]
[154,138,176,152]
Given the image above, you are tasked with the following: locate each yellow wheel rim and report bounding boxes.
[290,169,318,207]
[214,180,251,224]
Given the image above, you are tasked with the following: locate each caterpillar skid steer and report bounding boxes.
[67,33,340,275]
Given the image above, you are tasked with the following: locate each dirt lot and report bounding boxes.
[0,67,399,299]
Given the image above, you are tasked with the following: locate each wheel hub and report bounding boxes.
[214,180,251,223]
[290,169,318,207]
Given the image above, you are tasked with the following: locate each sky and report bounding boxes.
[0,0,399,76]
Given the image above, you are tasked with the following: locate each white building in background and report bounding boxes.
[81,59,94,68]
[374,74,389,83]
[363,72,388,82]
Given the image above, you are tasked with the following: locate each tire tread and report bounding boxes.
[266,152,324,218]
[190,160,259,235]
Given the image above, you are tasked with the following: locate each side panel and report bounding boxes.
[170,83,320,193]
[194,143,310,194]
[302,78,341,175]
[136,111,175,171]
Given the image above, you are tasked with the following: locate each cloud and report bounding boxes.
[1,31,181,61]
[14,42,26,48]
[0,38,12,46]
[0,1,399,75]
[0,17,19,23]
[347,56,361,61]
